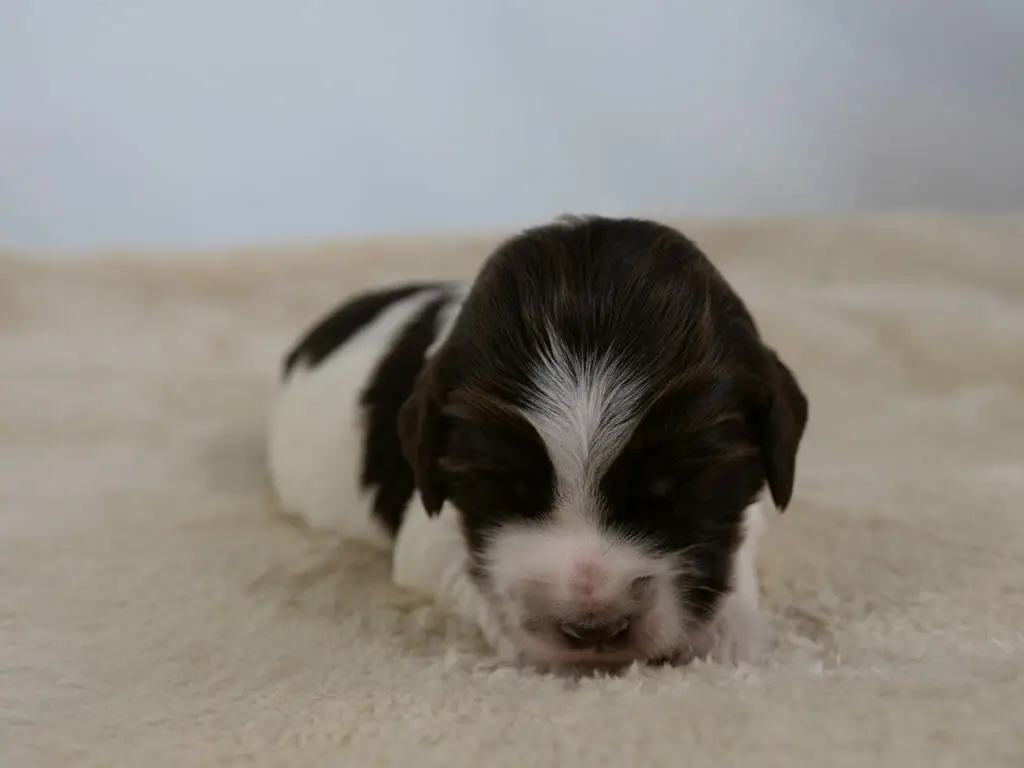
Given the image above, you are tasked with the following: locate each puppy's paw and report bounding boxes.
[692,596,769,667]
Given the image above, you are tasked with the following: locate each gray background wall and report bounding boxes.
[2,1,1023,253]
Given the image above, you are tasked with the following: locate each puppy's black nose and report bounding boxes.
[558,617,631,649]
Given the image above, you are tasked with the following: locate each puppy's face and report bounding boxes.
[400,217,808,669]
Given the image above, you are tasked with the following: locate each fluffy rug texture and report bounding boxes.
[2,215,1023,767]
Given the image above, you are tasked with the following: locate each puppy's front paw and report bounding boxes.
[692,596,768,666]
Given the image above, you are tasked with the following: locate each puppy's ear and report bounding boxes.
[398,358,450,516]
[756,346,809,511]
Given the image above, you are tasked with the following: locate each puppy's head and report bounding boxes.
[399,216,808,668]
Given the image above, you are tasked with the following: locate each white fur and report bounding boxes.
[424,284,468,358]
[391,498,518,662]
[267,288,444,545]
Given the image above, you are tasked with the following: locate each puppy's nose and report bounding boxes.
[558,617,631,649]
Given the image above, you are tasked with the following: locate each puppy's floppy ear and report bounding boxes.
[397,357,450,516]
[756,345,809,511]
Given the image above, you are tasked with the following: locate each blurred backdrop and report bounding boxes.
[2,1,1023,253]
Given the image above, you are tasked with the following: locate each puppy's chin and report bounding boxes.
[498,604,768,673]
[501,626,675,674]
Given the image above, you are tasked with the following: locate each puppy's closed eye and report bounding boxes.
[645,476,677,501]
[439,461,551,523]
[627,466,731,511]
[440,420,547,478]
[438,407,556,521]
[438,454,529,492]
[607,434,760,515]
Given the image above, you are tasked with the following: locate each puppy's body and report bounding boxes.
[269,282,456,542]
[268,216,808,671]
[267,281,512,653]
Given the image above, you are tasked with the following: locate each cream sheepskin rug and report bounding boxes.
[1,215,1022,767]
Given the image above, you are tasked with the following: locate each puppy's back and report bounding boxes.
[267,282,465,543]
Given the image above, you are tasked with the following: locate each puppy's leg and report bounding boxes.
[391,502,518,662]
[691,502,769,665]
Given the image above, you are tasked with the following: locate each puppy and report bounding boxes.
[267,215,809,671]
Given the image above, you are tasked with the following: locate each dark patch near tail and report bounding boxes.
[359,293,451,537]
[282,282,442,378]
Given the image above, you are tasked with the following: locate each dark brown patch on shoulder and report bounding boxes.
[359,292,452,537]
[282,282,443,378]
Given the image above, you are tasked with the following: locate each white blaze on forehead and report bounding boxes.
[521,333,647,527]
